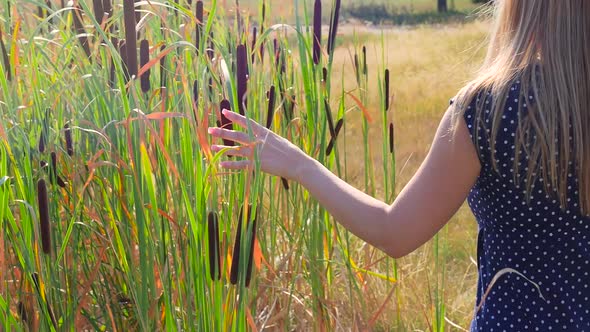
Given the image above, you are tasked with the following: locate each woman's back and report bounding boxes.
[462,80,590,331]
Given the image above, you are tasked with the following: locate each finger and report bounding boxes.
[208,127,251,145]
[219,160,251,170]
[211,145,254,158]
[222,109,263,132]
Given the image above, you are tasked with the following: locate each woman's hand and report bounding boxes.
[207,109,309,181]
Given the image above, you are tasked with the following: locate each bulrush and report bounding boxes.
[192,80,199,109]
[50,152,66,188]
[389,123,394,154]
[362,46,367,76]
[312,0,322,65]
[207,211,221,281]
[384,69,390,112]
[327,0,341,57]
[230,204,250,284]
[219,100,234,147]
[72,6,91,58]
[236,44,248,116]
[92,0,104,25]
[159,45,166,88]
[109,37,118,87]
[245,205,258,287]
[326,118,344,156]
[259,2,266,63]
[38,130,46,153]
[251,27,257,64]
[37,179,51,254]
[123,0,138,78]
[64,123,73,156]
[265,86,276,129]
[195,1,203,52]
[139,39,150,93]
[119,40,130,82]
[354,53,360,85]
[281,178,289,190]
[324,99,335,137]
[0,24,12,81]
[322,67,327,84]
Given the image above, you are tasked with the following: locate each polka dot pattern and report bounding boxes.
[458,81,590,331]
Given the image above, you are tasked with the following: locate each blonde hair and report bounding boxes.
[453,0,590,215]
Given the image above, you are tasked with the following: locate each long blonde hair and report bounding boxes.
[453,0,590,215]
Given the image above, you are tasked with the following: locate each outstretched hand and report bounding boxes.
[207,110,308,181]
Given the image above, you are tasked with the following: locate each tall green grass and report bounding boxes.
[0,0,487,330]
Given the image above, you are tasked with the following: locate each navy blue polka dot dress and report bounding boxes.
[456,80,590,331]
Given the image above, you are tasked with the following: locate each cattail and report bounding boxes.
[38,131,46,153]
[312,0,321,65]
[324,98,335,137]
[192,79,199,109]
[108,37,118,87]
[259,2,266,63]
[50,152,66,188]
[281,178,289,190]
[219,99,234,147]
[123,0,138,78]
[207,31,214,60]
[72,6,91,58]
[230,204,251,284]
[354,53,360,85]
[40,160,48,170]
[265,86,276,129]
[139,39,150,93]
[195,1,203,53]
[326,118,343,156]
[236,44,248,116]
[37,179,50,254]
[0,25,11,81]
[159,45,166,88]
[92,0,104,25]
[322,67,327,83]
[119,40,130,82]
[327,0,341,56]
[384,69,390,112]
[207,211,221,280]
[64,123,73,156]
[362,46,367,76]
[251,27,257,64]
[17,301,28,323]
[102,0,112,19]
[245,205,258,287]
[389,122,394,154]
[134,0,140,25]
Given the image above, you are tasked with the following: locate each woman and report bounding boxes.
[208,0,590,330]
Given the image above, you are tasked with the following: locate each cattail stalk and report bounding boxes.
[92,0,104,25]
[327,0,341,57]
[139,39,150,93]
[208,212,221,280]
[265,86,276,129]
[326,118,343,156]
[123,0,138,78]
[219,100,234,147]
[72,6,91,58]
[236,44,248,116]
[251,27,257,64]
[384,69,390,112]
[389,123,394,154]
[64,123,73,156]
[195,1,203,53]
[0,25,11,81]
[37,179,51,254]
[312,0,322,65]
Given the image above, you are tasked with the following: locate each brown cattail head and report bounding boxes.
[251,27,257,64]
[92,0,104,25]
[64,123,73,156]
[362,46,367,76]
[281,177,289,190]
[265,86,276,129]
[38,131,46,153]
[192,79,199,110]
[327,0,341,57]
[384,69,390,112]
[103,0,112,22]
[159,44,166,88]
[259,3,266,63]
[245,205,258,287]
[207,30,215,60]
[0,24,12,81]
[207,211,221,281]
[108,37,118,87]
[195,1,204,52]
[72,6,91,58]
[37,179,51,254]
[50,152,57,184]
[389,122,394,154]
[324,98,335,137]
[236,44,248,116]
[219,99,234,147]
[322,67,328,83]
[312,0,322,65]
[354,53,360,85]
[326,118,344,156]
[230,204,252,285]
[123,0,138,78]
[139,39,150,93]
